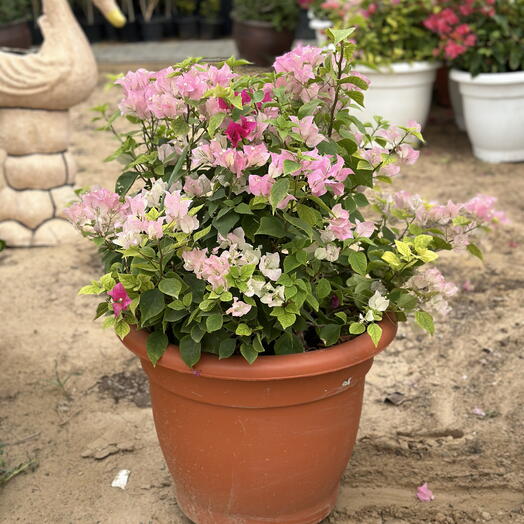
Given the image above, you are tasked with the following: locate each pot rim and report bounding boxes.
[450,68,524,85]
[123,313,397,381]
[355,61,440,74]
[231,17,275,29]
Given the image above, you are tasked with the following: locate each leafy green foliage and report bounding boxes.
[232,0,300,31]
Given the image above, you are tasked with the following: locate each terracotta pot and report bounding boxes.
[232,19,294,67]
[0,21,32,49]
[122,315,397,524]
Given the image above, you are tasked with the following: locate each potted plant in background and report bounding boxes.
[139,0,164,41]
[199,0,223,39]
[174,0,198,39]
[427,0,524,163]
[66,30,506,524]
[324,0,439,131]
[0,0,33,48]
[300,0,340,46]
[231,0,300,67]
[120,0,141,41]
[76,0,105,42]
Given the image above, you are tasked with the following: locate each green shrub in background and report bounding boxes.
[0,0,33,25]
[232,0,300,31]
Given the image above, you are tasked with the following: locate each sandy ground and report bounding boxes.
[1,74,523,524]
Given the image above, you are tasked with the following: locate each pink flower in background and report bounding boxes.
[268,150,297,178]
[361,146,386,166]
[108,283,132,317]
[397,144,420,165]
[327,204,354,240]
[407,120,422,132]
[183,175,212,197]
[464,195,509,224]
[182,248,208,277]
[248,174,274,197]
[290,116,325,147]
[143,217,165,240]
[355,220,375,238]
[202,254,230,290]
[164,191,199,233]
[416,483,434,502]
[243,144,270,168]
[226,297,252,317]
[226,117,257,147]
[445,41,467,60]
[174,70,209,100]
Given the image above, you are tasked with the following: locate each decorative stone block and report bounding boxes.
[5,153,68,190]
[64,152,77,184]
[51,185,77,218]
[0,108,70,155]
[33,218,78,246]
[0,186,54,229]
[0,220,32,247]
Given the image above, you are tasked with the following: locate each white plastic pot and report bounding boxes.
[450,69,524,163]
[354,62,439,130]
[308,12,332,47]
[448,77,466,131]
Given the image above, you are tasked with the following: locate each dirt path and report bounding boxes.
[1,76,523,524]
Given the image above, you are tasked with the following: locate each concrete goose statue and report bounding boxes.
[0,0,126,247]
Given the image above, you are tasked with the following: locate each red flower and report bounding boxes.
[225,117,256,147]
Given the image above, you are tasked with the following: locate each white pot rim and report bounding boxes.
[355,61,440,74]
[309,18,333,30]
[450,69,524,85]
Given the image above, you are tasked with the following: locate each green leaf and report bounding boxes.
[139,289,165,325]
[158,278,182,298]
[296,204,322,226]
[94,302,109,320]
[146,330,169,366]
[415,311,435,335]
[179,336,201,368]
[277,312,296,329]
[255,216,287,238]
[382,251,402,270]
[367,323,382,347]
[214,211,240,237]
[349,322,365,335]
[193,225,212,242]
[208,112,226,137]
[270,178,290,210]
[319,324,341,346]
[115,319,130,339]
[236,323,253,336]
[316,278,331,299]
[100,273,116,291]
[191,324,205,343]
[206,313,223,333]
[167,144,189,187]
[283,159,301,175]
[348,251,368,275]
[115,171,138,196]
[219,339,236,359]
[172,118,190,137]
[78,284,103,295]
[467,244,484,261]
[240,343,258,364]
[234,203,254,215]
[327,27,355,45]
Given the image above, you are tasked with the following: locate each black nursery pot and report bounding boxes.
[29,22,43,46]
[176,15,199,39]
[0,21,32,48]
[199,17,223,40]
[83,22,104,42]
[120,20,141,42]
[140,17,166,41]
[103,20,120,41]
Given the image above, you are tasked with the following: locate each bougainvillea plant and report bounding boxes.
[299,0,438,67]
[424,0,524,75]
[66,29,507,367]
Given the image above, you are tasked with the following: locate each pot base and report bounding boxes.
[473,147,524,164]
[177,486,338,524]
